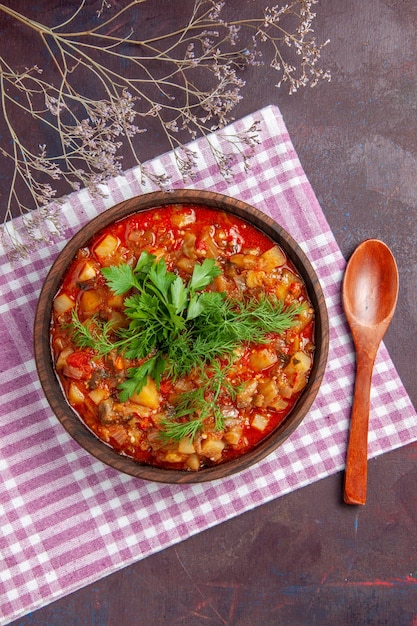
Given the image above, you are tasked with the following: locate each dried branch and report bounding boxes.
[0,0,330,256]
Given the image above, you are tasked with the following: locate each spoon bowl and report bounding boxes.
[343,241,399,328]
[342,239,399,505]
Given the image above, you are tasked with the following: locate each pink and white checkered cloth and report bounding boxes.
[1,105,416,625]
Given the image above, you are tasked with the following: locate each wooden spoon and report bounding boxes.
[342,239,399,505]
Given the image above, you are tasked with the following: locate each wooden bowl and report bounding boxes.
[34,190,329,483]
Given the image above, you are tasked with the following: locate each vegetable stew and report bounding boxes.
[51,205,315,471]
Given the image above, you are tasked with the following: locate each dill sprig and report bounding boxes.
[1,2,330,258]
[69,314,115,355]
[159,359,237,442]
[164,293,305,379]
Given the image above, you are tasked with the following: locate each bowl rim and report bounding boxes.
[34,189,329,483]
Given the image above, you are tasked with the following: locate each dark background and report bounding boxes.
[3,1,417,624]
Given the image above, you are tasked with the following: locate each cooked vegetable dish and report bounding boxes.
[51,205,315,471]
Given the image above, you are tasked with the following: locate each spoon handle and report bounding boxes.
[344,349,376,505]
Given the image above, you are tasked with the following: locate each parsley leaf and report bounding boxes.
[101,263,137,295]
[171,275,188,314]
[186,293,206,321]
[135,251,156,275]
[148,257,176,300]
[189,258,221,291]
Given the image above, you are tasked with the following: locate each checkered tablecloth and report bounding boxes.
[1,105,416,625]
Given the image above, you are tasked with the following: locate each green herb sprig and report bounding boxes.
[159,358,237,442]
[69,251,306,438]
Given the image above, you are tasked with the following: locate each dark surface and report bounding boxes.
[4,1,417,625]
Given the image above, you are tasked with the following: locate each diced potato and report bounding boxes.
[78,260,96,282]
[258,245,286,271]
[290,335,301,352]
[131,376,160,409]
[224,429,242,445]
[279,371,308,398]
[88,388,109,405]
[292,306,314,332]
[176,256,195,274]
[55,347,73,370]
[282,269,300,287]
[151,248,166,261]
[285,351,312,375]
[275,268,301,300]
[107,294,124,308]
[246,270,267,289]
[128,427,142,445]
[178,436,196,455]
[287,281,302,299]
[53,293,75,315]
[185,454,200,471]
[182,232,197,259]
[171,208,196,228]
[80,289,101,313]
[275,283,289,301]
[257,379,279,406]
[279,382,295,399]
[211,275,229,293]
[268,397,289,411]
[252,394,265,408]
[229,253,257,269]
[68,382,85,404]
[291,372,308,393]
[249,348,278,372]
[164,452,185,464]
[93,233,119,260]
[200,437,225,461]
[236,380,258,408]
[197,229,219,258]
[251,413,270,432]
